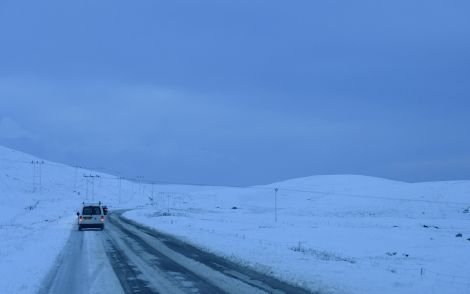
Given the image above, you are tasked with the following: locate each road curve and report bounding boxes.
[39,211,314,294]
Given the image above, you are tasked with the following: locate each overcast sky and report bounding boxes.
[1,0,469,185]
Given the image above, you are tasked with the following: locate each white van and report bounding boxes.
[77,202,106,231]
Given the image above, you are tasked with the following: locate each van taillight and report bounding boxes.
[101,216,104,222]
[79,216,83,223]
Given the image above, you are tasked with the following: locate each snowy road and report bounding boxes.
[39,211,312,294]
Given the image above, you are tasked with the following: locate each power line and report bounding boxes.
[121,178,470,207]
[3,157,470,207]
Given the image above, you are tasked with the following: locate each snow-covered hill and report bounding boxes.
[0,146,116,292]
[0,146,198,293]
[1,145,470,293]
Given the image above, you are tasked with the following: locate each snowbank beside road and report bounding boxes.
[0,147,78,293]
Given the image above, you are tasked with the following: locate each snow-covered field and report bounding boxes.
[125,178,470,293]
[1,145,470,293]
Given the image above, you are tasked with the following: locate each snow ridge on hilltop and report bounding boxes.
[271,174,407,187]
[265,174,407,196]
[263,174,470,206]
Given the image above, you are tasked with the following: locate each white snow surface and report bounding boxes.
[125,179,470,293]
[0,145,152,293]
[1,145,470,293]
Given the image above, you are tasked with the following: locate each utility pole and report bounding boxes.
[274,188,279,223]
[38,161,44,192]
[140,176,144,197]
[150,183,155,206]
[118,177,123,204]
[137,176,144,197]
[31,160,44,193]
[167,192,170,215]
[95,175,100,199]
[85,176,89,200]
[83,174,98,202]
[158,192,164,209]
[73,166,78,193]
[31,161,36,193]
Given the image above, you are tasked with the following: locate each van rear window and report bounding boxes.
[82,206,101,215]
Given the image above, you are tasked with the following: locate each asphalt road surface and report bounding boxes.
[39,211,313,294]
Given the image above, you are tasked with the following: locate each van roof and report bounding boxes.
[82,202,102,206]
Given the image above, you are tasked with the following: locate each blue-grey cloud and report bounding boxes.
[0,0,469,185]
